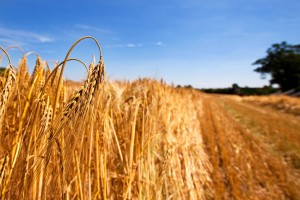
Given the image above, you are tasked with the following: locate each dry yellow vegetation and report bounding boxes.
[0,38,300,199]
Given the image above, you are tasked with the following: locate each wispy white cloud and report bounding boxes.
[153,41,165,46]
[0,27,53,44]
[105,42,143,48]
[75,24,115,34]
[105,41,165,48]
[0,38,24,46]
[126,43,143,48]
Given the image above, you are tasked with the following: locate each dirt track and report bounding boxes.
[199,93,300,199]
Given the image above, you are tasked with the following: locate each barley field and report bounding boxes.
[1,38,300,199]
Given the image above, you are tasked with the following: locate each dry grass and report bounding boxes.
[200,94,300,199]
[242,95,300,116]
[0,37,300,199]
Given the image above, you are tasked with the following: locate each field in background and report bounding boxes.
[1,43,300,199]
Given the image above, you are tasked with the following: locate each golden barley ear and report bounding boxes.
[0,66,16,128]
[0,47,16,125]
[52,36,102,116]
[17,55,29,87]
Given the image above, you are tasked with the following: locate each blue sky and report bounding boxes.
[1,0,300,88]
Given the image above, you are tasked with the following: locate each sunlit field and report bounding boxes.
[1,38,300,199]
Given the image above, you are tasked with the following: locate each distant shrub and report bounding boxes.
[201,85,279,96]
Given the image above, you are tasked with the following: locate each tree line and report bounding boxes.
[253,41,300,92]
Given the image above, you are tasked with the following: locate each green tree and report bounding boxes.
[253,42,300,91]
[232,83,240,94]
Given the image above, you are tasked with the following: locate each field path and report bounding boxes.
[220,95,300,171]
[198,93,300,200]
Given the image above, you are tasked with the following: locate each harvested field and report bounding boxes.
[241,95,300,117]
